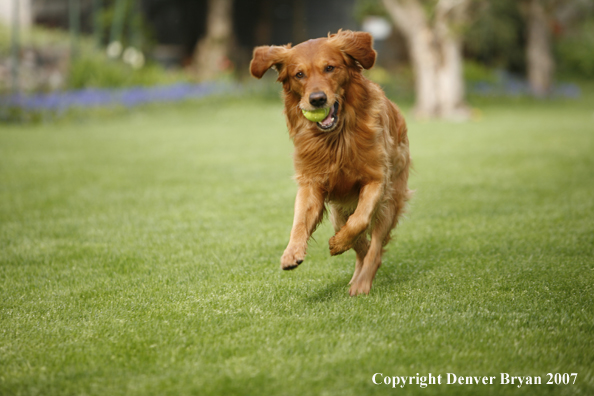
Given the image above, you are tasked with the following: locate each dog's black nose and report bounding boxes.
[309,91,327,107]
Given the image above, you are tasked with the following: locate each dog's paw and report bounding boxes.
[328,234,352,256]
[349,279,372,296]
[280,245,305,270]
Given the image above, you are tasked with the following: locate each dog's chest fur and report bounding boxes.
[291,119,390,203]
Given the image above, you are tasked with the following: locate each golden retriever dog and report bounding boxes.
[249,30,411,296]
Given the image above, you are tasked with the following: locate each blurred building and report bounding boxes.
[17,0,403,73]
[143,0,359,69]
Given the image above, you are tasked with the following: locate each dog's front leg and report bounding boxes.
[329,182,383,255]
[281,184,325,270]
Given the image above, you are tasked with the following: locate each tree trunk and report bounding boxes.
[525,0,554,97]
[194,0,234,81]
[382,0,470,120]
[434,0,469,119]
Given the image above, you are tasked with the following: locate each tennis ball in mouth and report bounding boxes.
[302,107,330,122]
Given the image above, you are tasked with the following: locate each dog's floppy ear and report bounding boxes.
[249,45,291,79]
[330,30,376,70]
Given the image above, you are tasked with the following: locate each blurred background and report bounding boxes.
[1,4,593,393]
[1,0,593,121]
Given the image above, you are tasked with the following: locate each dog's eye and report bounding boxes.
[296,72,305,79]
[325,65,335,72]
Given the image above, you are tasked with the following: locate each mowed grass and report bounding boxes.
[0,95,593,396]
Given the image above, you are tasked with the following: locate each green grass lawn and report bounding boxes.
[1,95,593,396]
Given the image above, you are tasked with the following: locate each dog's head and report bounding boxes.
[250,30,376,132]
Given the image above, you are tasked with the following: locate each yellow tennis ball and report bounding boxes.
[302,107,330,122]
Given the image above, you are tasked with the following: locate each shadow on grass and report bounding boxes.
[304,278,351,303]
[302,257,432,302]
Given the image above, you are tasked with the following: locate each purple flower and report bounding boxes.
[1,82,240,113]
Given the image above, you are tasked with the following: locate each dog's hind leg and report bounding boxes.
[349,204,395,296]
[350,237,370,285]
[330,205,369,284]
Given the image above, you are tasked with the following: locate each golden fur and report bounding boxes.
[250,30,411,295]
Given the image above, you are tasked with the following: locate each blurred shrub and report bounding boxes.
[555,19,594,79]
[0,104,44,123]
[0,23,187,92]
[364,65,414,102]
[97,0,155,52]
[0,23,70,54]
[464,0,525,73]
[353,0,388,22]
[464,61,497,84]
[68,53,187,89]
